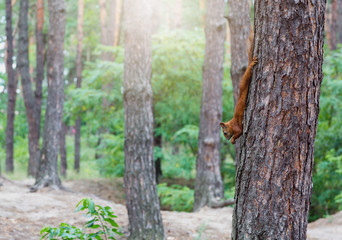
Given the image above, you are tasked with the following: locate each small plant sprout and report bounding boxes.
[40,198,123,240]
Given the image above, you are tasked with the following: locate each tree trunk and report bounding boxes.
[232,1,326,239]
[154,123,163,184]
[5,0,17,173]
[99,0,116,61]
[32,0,66,191]
[60,122,67,177]
[123,0,164,238]
[173,0,182,29]
[199,0,205,27]
[227,0,251,164]
[113,0,122,47]
[338,0,342,44]
[35,0,44,136]
[18,0,40,177]
[329,0,338,50]
[74,0,84,173]
[194,0,226,212]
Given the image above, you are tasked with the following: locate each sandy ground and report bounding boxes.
[0,177,341,240]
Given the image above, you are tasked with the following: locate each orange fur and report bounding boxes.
[220,31,257,144]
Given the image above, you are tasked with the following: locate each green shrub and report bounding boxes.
[157,183,194,212]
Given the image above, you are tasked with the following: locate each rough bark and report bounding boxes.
[60,122,67,177]
[5,0,17,173]
[227,0,251,164]
[32,0,66,191]
[329,0,338,50]
[194,0,226,212]
[18,0,40,177]
[232,1,326,239]
[74,0,84,173]
[123,0,164,238]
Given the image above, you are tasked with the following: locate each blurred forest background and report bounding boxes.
[0,0,341,223]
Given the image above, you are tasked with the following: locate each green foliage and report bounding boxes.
[172,125,199,155]
[309,45,342,221]
[96,133,125,177]
[310,150,342,221]
[40,198,123,240]
[157,183,194,212]
[161,147,196,180]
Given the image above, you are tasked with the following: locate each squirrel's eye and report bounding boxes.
[224,132,227,135]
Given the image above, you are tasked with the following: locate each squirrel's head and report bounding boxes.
[220,121,234,141]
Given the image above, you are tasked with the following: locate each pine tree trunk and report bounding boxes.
[32,0,66,191]
[113,0,122,47]
[338,0,342,44]
[194,0,226,211]
[18,0,40,177]
[199,0,205,27]
[173,0,182,29]
[154,122,163,184]
[35,0,44,138]
[74,0,84,173]
[123,0,164,238]
[329,0,338,50]
[60,122,67,177]
[232,1,326,239]
[5,0,17,173]
[227,0,251,164]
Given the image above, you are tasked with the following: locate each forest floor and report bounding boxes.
[0,177,341,240]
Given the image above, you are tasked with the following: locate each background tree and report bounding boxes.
[74,0,84,173]
[60,121,67,177]
[5,0,17,173]
[32,0,66,190]
[227,0,251,163]
[18,0,40,176]
[194,0,226,211]
[329,0,338,50]
[123,0,164,238]
[35,0,45,147]
[232,1,326,239]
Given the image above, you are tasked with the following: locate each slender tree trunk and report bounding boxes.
[35,0,44,135]
[338,0,342,44]
[5,0,17,173]
[18,0,40,177]
[32,0,66,191]
[173,0,182,29]
[154,123,163,184]
[199,0,205,27]
[232,1,326,239]
[227,0,251,164]
[114,0,122,47]
[74,0,84,173]
[60,122,67,177]
[194,0,226,211]
[329,0,338,50]
[123,0,164,238]
[99,0,116,61]
[325,2,331,48]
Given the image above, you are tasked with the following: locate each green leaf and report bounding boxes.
[104,218,119,227]
[88,199,95,214]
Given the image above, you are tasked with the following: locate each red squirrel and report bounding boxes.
[220,32,257,144]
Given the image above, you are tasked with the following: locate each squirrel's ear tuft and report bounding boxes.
[219,122,225,128]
